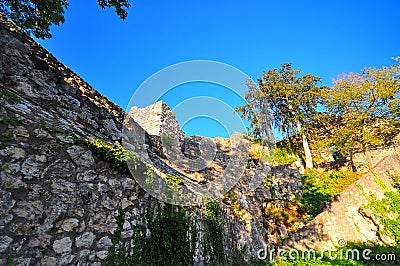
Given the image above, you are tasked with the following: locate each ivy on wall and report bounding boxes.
[103,197,198,266]
[72,137,137,174]
[73,137,229,265]
[203,200,225,265]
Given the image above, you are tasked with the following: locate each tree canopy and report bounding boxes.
[316,58,400,168]
[236,62,325,169]
[0,0,131,39]
[239,59,400,171]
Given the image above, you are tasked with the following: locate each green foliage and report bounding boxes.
[236,63,323,139]
[361,176,400,245]
[203,200,225,265]
[5,256,13,266]
[345,242,399,266]
[104,198,198,266]
[143,165,155,188]
[300,170,362,216]
[0,130,13,149]
[300,172,337,216]
[236,62,325,169]
[0,0,68,39]
[316,59,400,165]
[231,202,247,223]
[0,89,19,106]
[263,173,274,188]
[0,114,19,149]
[0,0,131,39]
[375,177,387,190]
[271,147,297,165]
[102,202,127,266]
[73,137,138,174]
[390,174,400,190]
[162,171,184,186]
[138,202,197,266]
[328,170,344,179]
[0,115,19,125]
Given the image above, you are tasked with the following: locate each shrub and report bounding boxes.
[271,147,297,165]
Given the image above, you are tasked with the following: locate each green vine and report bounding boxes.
[104,197,198,266]
[0,130,14,149]
[0,89,19,106]
[102,201,129,266]
[74,138,228,265]
[72,137,138,174]
[203,200,225,265]
[0,115,19,149]
[5,255,13,266]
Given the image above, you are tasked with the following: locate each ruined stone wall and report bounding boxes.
[1,14,287,265]
[129,101,184,141]
[0,118,148,265]
[0,16,124,143]
[219,162,305,263]
[352,137,400,172]
[0,14,152,265]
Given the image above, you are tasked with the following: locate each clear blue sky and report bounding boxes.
[37,0,400,138]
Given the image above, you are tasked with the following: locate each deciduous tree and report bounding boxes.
[0,0,131,39]
[236,63,325,169]
[320,58,400,169]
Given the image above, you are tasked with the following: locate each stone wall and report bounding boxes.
[0,15,124,143]
[1,14,298,265]
[0,14,150,265]
[129,101,184,141]
[0,119,147,265]
[352,138,400,172]
[219,161,305,263]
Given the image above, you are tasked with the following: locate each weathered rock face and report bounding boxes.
[283,155,400,251]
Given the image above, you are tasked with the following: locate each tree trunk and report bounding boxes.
[349,150,357,172]
[362,145,373,170]
[296,120,313,169]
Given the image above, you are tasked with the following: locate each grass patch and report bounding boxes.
[361,175,400,245]
[271,147,297,164]
[300,170,363,216]
[248,143,297,165]
[161,170,184,186]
